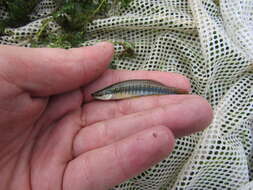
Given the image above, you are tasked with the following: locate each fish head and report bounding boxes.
[91,90,113,100]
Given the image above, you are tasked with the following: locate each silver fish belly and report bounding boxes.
[91,79,189,100]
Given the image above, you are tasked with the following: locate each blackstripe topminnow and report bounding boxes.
[91,79,189,100]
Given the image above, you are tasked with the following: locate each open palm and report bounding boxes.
[0,43,212,190]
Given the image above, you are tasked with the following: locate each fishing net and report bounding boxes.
[1,0,253,189]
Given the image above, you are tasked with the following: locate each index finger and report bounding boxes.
[83,70,191,102]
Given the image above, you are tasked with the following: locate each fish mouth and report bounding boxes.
[91,92,97,97]
[91,92,101,98]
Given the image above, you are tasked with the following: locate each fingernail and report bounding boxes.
[189,87,193,94]
[93,42,109,47]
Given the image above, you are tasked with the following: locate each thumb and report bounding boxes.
[0,42,114,96]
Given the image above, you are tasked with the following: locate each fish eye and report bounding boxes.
[92,90,113,100]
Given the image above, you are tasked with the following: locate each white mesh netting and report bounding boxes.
[0,0,253,189]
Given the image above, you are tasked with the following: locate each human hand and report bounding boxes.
[0,42,212,190]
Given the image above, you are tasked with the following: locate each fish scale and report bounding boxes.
[92,79,189,100]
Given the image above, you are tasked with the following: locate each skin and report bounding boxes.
[0,42,213,190]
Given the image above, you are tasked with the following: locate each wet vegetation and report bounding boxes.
[0,0,134,54]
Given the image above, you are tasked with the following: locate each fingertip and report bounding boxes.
[89,42,115,63]
[129,126,176,165]
[195,96,213,128]
[89,41,115,58]
[93,41,115,51]
[69,41,115,66]
[182,96,213,133]
[114,126,176,178]
[57,42,115,92]
[180,75,192,92]
[93,42,115,64]
[154,95,213,138]
[152,125,175,156]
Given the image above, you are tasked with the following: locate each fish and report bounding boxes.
[91,79,189,100]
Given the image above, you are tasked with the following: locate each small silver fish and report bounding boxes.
[91,79,189,100]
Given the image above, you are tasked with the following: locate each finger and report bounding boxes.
[0,42,114,96]
[64,126,174,190]
[83,70,191,101]
[83,95,192,125]
[74,96,212,156]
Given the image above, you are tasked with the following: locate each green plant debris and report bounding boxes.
[213,0,220,6]
[32,0,110,48]
[0,0,40,32]
[53,0,109,33]
[31,29,85,49]
[0,0,135,57]
[114,41,135,58]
